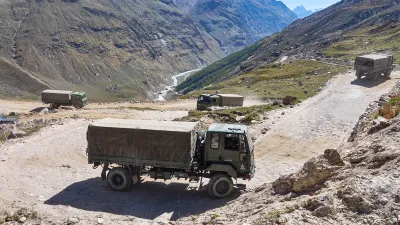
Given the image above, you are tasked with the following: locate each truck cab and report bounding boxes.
[71,92,88,108]
[203,123,255,180]
[197,94,219,110]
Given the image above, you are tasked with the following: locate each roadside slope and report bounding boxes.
[177,0,399,93]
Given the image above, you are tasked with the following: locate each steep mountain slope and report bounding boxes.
[172,0,198,12]
[0,0,223,100]
[189,0,298,54]
[177,0,399,93]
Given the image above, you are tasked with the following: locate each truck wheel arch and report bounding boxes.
[206,164,237,178]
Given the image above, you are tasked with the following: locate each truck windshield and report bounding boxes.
[198,96,211,103]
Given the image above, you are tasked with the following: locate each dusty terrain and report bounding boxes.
[0,71,399,224]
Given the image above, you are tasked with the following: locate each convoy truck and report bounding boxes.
[197,94,244,110]
[87,119,255,198]
[355,54,394,80]
[41,90,87,109]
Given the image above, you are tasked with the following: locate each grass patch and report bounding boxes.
[175,104,279,124]
[375,95,400,120]
[0,125,45,144]
[324,23,400,62]
[176,43,259,93]
[187,60,348,100]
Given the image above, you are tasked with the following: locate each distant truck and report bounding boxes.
[87,119,255,198]
[197,94,244,110]
[355,54,394,80]
[41,90,87,109]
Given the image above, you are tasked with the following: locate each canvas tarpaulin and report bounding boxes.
[87,119,200,164]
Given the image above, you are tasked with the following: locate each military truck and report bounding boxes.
[197,94,244,110]
[41,90,87,109]
[87,119,255,198]
[355,54,394,80]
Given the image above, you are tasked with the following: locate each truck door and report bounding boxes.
[221,133,241,163]
[206,132,222,162]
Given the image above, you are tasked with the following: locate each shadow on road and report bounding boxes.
[351,76,391,88]
[45,178,239,221]
[29,107,47,113]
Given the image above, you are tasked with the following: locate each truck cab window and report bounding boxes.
[211,133,220,149]
[225,134,239,151]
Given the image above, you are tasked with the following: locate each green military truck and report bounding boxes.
[197,94,244,110]
[87,119,255,198]
[355,54,394,80]
[41,90,87,109]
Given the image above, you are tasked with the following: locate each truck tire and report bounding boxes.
[208,174,234,198]
[356,71,362,80]
[107,167,132,191]
[373,72,379,81]
[384,70,391,77]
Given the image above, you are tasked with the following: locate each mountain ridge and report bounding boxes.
[177,0,400,93]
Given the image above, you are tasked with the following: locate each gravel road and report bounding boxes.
[248,70,400,187]
[0,71,398,224]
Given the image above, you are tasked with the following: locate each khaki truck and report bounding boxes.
[41,90,87,109]
[87,119,255,198]
[355,54,394,80]
[197,94,244,110]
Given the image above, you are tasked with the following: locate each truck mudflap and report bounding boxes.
[206,164,237,178]
[247,160,256,181]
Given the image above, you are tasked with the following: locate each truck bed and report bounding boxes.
[41,90,73,104]
[87,119,200,169]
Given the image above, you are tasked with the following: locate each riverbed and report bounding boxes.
[155,69,200,101]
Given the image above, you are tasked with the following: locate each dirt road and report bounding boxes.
[0,71,398,224]
[248,71,400,187]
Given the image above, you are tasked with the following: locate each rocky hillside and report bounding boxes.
[178,82,400,225]
[188,0,298,54]
[0,0,224,100]
[177,0,400,93]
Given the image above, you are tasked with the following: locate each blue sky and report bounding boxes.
[279,0,340,10]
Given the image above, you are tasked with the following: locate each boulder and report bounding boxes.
[261,128,269,134]
[8,130,26,139]
[282,96,297,105]
[272,149,345,195]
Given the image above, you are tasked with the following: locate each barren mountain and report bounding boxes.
[188,0,298,54]
[0,0,224,100]
[177,0,399,93]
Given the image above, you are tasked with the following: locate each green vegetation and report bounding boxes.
[188,60,348,100]
[176,43,259,93]
[175,104,279,125]
[0,125,45,144]
[373,95,400,120]
[325,24,400,62]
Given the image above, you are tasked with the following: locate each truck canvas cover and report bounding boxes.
[87,119,200,166]
[41,90,73,103]
[218,94,244,107]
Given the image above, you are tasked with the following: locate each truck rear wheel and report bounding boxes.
[356,71,362,80]
[369,72,379,81]
[107,167,132,191]
[384,70,391,77]
[208,174,234,198]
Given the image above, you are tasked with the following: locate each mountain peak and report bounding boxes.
[293,5,314,18]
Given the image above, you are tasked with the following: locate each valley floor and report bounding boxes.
[0,71,399,224]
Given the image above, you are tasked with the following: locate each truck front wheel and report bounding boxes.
[208,174,234,198]
[107,167,132,191]
[384,70,391,77]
